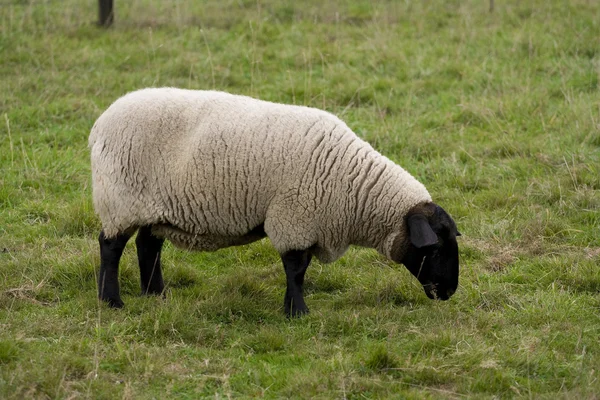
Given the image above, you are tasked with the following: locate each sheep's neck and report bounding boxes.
[348,152,428,255]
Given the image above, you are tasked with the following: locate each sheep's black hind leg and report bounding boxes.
[98,230,132,308]
[136,226,165,296]
[282,249,313,317]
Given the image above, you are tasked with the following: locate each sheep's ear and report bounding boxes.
[407,214,438,248]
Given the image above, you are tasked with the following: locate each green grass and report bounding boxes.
[1,0,599,398]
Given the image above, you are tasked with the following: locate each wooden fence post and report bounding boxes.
[99,0,114,27]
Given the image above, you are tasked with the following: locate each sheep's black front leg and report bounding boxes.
[98,230,132,308]
[136,226,165,296]
[281,249,312,317]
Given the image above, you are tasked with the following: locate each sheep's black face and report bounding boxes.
[400,203,460,301]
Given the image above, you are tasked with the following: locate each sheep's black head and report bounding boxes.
[399,202,460,300]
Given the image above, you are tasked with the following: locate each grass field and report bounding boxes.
[1,0,599,398]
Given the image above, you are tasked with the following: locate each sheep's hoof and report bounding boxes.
[286,306,309,318]
[140,289,166,298]
[103,297,124,308]
[140,285,165,296]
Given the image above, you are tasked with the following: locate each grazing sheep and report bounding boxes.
[89,88,460,316]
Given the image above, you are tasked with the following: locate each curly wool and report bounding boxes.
[89,88,432,263]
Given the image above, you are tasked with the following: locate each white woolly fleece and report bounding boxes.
[89,88,431,263]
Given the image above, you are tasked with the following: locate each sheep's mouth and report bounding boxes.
[423,283,453,301]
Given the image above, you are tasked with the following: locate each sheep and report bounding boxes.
[89,88,461,316]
